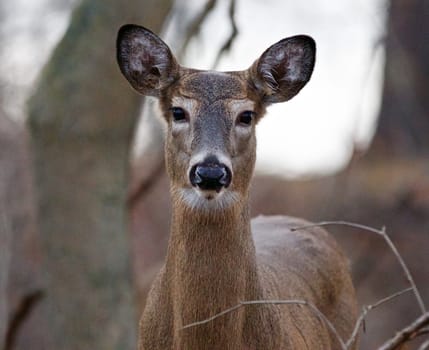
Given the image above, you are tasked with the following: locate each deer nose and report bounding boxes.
[190,162,231,192]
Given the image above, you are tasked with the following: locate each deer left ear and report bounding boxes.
[249,35,316,104]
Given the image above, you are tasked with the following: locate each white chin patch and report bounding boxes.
[176,187,239,211]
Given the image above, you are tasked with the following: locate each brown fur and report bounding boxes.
[117,25,358,349]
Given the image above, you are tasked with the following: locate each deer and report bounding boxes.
[117,24,359,350]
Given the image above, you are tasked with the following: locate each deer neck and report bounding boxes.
[165,196,262,348]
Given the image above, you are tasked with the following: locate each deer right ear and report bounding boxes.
[249,35,316,104]
[116,24,179,96]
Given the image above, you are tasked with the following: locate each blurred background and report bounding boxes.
[0,0,428,349]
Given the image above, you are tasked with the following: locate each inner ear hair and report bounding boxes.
[250,35,316,104]
[116,24,179,96]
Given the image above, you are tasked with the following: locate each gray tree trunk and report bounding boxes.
[27,0,172,349]
[0,116,11,346]
[370,0,429,158]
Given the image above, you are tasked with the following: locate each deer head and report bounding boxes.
[117,25,315,212]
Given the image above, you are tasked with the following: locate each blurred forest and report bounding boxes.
[0,0,428,349]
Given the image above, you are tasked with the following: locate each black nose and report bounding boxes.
[190,161,231,192]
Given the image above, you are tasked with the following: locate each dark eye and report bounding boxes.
[170,107,187,122]
[238,111,254,126]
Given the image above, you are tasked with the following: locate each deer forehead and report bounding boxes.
[177,71,248,101]
[171,71,255,117]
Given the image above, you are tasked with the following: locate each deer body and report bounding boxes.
[117,25,358,349]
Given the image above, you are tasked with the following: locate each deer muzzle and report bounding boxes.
[189,159,232,193]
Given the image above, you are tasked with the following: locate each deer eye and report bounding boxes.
[237,111,254,126]
[170,107,187,122]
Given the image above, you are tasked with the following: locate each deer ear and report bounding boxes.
[116,24,179,96]
[249,35,316,104]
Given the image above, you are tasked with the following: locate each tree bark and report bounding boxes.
[370,0,429,158]
[27,0,172,348]
[0,115,11,346]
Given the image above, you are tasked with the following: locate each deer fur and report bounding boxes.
[117,24,358,350]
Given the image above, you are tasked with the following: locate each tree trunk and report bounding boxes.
[370,0,429,158]
[27,0,172,348]
[0,114,11,346]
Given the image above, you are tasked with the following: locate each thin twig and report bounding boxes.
[5,290,44,350]
[291,221,426,314]
[417,327,429,338]
[183,299,347,349]
[377,311,429,350]
[0,206,12,349]
[126,159,165,208]
[183,303,242,329]
[346,287,413,348]
[418,338,429,350]
[291,220,385,236]
[178,0,217,58]
[212,0,238,69]
[379,226,426,314]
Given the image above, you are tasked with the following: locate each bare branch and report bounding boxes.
[177,0,239,68]
[290,220,385,236]
[5,290,44,350]
[418,338,429,350]
[371,288,413,311]
[212,0,238,69]
[291,221,426,314]
[183,299,347,350]
[127,159,164,208]
[346,288,413,348]
[417,327,429,338]
[0,209,12,347]
[377,311,429,350]
[182,303,243,330]
[178,0,217,58]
